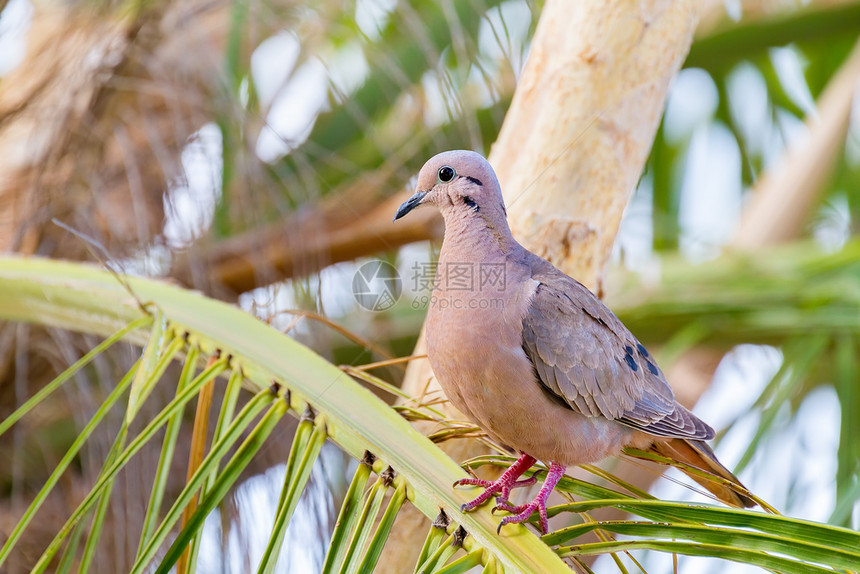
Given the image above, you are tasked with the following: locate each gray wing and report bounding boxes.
[522,270,713,441]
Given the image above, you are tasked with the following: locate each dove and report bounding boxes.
[394,150,754,534]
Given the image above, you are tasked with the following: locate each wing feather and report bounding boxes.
[522,268,713,441]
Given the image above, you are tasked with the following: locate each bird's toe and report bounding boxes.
[494,501,528,514]
[511,476,538,488]
[495,497,554,534]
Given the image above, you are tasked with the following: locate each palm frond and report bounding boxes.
[1,256,858,573]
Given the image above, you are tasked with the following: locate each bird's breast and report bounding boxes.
[424,259,537,416]
[425,259,535,361]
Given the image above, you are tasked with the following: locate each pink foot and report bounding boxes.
[454,453,537,511]
[493,462,565,534]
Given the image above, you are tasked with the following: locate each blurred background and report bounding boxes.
[1,0,859,571]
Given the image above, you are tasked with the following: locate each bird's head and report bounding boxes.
[393,150,507,224]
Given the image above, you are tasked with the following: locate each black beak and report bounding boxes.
[393,191,428,221]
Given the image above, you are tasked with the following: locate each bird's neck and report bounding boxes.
[438,211,520,265]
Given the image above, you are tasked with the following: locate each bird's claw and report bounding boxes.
[455,477,511,512]
[493,462,565,534]
[454,463,539,513]
[496,500,550,534]
[527,469,547,482]
[482,491,552,533]
[454,454,557,532]
[457,482,503,512]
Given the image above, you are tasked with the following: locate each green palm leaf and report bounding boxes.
[0,256,565,573]
[1,255,858,573]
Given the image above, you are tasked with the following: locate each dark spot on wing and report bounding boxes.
[624,352,638,371]
[582,307,608,327]
[646,360,659,376]
[625,345,634,355]
[465,176,483,186]
[637,343,649,357]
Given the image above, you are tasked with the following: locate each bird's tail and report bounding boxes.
[651,438,756,508]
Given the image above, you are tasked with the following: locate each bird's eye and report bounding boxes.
[437,166,456,182]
